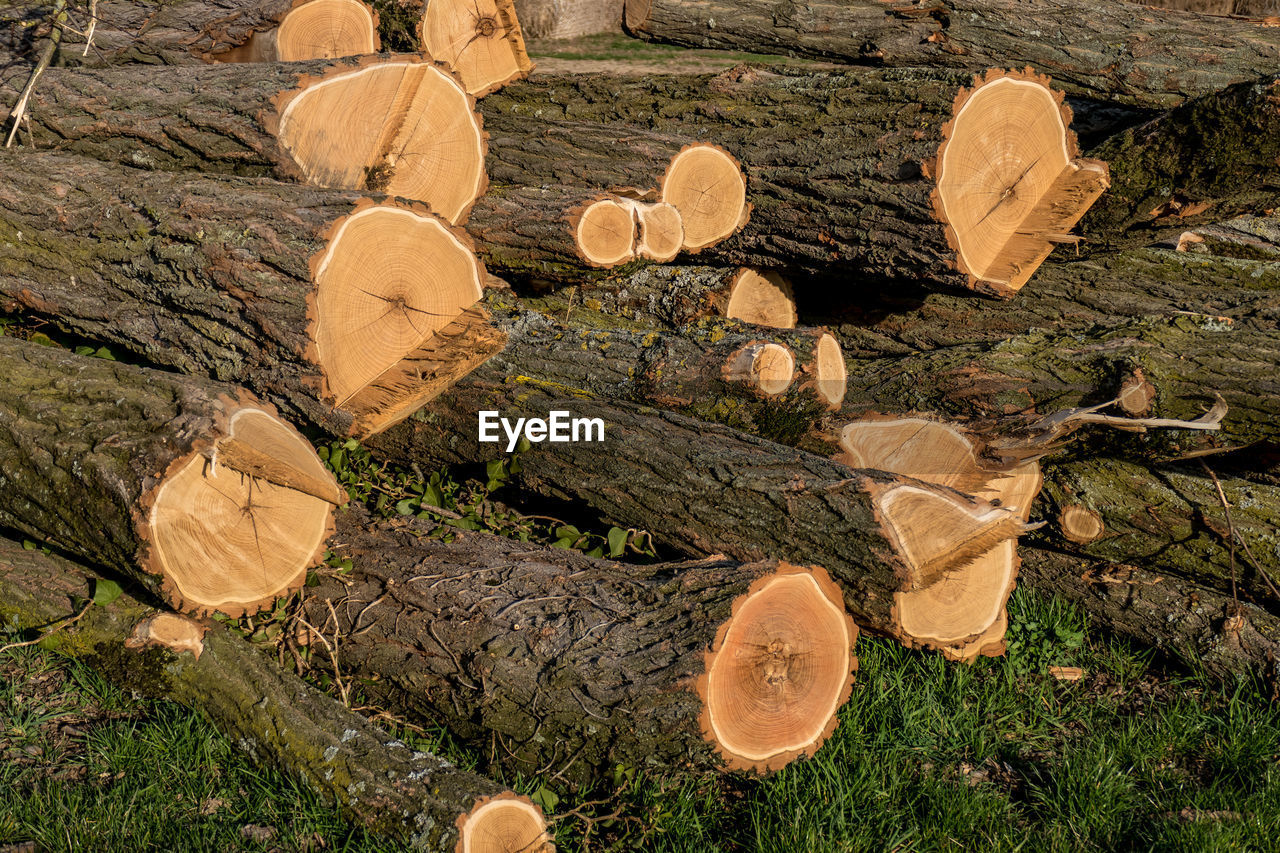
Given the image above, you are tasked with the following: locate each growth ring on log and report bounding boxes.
[419,0,534,96]
[310,203,486,425]
[215,0,380,62]
[699,564,857,772]
[725,343,795,397]
[145,407,335,616]
[573,198,637,267]
[724,269,796,329]
[812,333,847,409]
[455,793,551,853]
[276,60,487,224]
[661,144,750,252]
[634,201,684,262]
[933,69,1110,296]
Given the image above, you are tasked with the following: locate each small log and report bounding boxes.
[622,0,1280,108]
[0,152,501,438]
[515,0,623,38]
[721,269,797,329]
[479,67,1106,294]
[0,337,339,617]
[2,56,487,224]
[298,508,857,789]
[0,538,552,852]
[10,0,379,65]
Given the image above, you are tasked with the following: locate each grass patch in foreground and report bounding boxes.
[3,589,1279,851]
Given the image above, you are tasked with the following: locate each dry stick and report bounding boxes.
[1200,459,1280,602]
[82,0,97,55]
[5,0,67,148]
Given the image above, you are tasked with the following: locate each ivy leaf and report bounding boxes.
[91,579,123,607]
[395,499,417,516]
[529,784,559,812]
[607,527,628,558]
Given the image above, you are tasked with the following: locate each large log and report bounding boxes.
[621,0,1280,108]
[299,508,858,789]
[7,0,379,65]
[0,151,501,438]
[367,362,1028,653]
[475,67,1279,293]
[0,537,552,852]
[0,336,340,617]
[2,56,488,224]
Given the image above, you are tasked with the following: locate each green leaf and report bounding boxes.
[607,527,628,558]
[93,346,115,360]
[555,525,580,541]
[395,499,417,516]
[586,546,604,558]
[551,538,572,550]
[91,579,123,607]
[447,517,481,531]
[343,438,360,451]
[529,784,559,812]
[515,436,532,454]
[486,459,507,482]
[21,540,36,551]
[29,332,56,347]
[74,345,94,356]
[422,483,444,508]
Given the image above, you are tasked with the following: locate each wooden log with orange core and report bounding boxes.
[298,508,858,789]
[0,537,553,852]
[0,152,503,440]
[0,337,341,617]
[0,56,486,224]
[12,0,380,65]
[477,67,1104,294]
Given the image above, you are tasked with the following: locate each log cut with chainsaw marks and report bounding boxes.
[932,69,1110,296]
[418,0,534,95]
[0,338,338,617]
[273,58,487,223]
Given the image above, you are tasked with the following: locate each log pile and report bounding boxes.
[2,0,1280,841]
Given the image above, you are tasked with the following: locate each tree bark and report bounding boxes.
[0,537,549,852]
[299,508,857,790]
[621,0,1280,109]
[366,356,1024,648]
[475,68,1277,289]
[1020,548,1280,685]
[0,336,338,617]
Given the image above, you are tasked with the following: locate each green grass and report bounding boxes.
[4,589,1280,852]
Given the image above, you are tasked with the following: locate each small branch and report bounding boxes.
[6,0,69,149]
[83,0,98,56]
[0,598,94,656]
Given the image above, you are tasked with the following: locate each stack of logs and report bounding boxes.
[2,0,1280,847]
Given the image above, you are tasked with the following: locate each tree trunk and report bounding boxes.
[1020,548,1280,685]
[3,55,487,224]
[0,336,340,616]
[0,537,551,852]
[621,0,1280,109]
[0,151,500,438]
[476,68,1277,292]
[8,0,379,65]
[1036,457,1280,607]
[367,365,1026,651]
[477,66,1107,295]
[298,508,857,790]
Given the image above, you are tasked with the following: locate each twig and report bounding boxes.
[1200,460,1280,602]
[6,0,69,149]
[82,0,98,56]
[0,598,94,655]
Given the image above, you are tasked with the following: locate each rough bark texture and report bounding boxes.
[1081,75,1280,250]
[1021,548,1280,684]
[1036,457,1280,606]
[476,68,1276,287]
[10,0,304,65]
[0,337,269,613]
[0,150,363,436]
[301,508,853,789]
[621,0,1280,108]
[0,537,521,850]
[367,357,1005,643]
[0,59,330,177]
[537,265,746,327]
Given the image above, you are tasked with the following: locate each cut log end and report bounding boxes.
[455,793,552,853]
[897,540,1020,649]
[420,0,534,96]
[837,416,991,493]
[725,343,795,397]
[699,563,858,773]
[661,144,750,252]
[310,203,486,424]
[1118,370,1157,415]
[933,68,1110,296]
[126,614,207,659]
[215,0,379,62]
[1059,504,1105,544]
[634,201,685,262]
[143,406,335,617]
[723,269,797,329]
[573,198,637,267]
[276,60,487,224]
[812,333,847,409]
